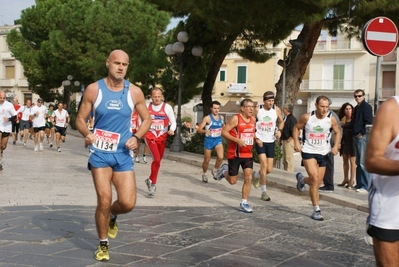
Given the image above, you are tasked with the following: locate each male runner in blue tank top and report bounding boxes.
[76,50,151,261]
[197,100,224,183]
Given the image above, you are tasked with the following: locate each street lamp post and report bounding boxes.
[62,75,80,110]
[165,31,203,152]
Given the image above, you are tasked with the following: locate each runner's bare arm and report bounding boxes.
[197,115,211,134]
[130,85,150,139]
[76,82,97,147]
[293,113,309,152]
[330,116,341,155]
[366,98,399,175]
[222,115,245,147]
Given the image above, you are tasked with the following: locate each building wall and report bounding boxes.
[0,25,38,104]
[211,28,398,120]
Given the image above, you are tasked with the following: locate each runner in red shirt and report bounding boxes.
[11,97,21,145]
[216,98,256,213]
[144,87,176,196]
[131,108,141,163]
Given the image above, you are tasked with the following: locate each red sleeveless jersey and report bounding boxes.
[131,110,139,134]
[227,114,255,159]
[145,102,170,141]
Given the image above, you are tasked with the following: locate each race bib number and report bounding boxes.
[151,119,165,131]
[210,128,221,137]
[259,121,273,132]
[93,129,120,152]
[240,133,254,145]
[56,117,65,124]
[309,133,326,146]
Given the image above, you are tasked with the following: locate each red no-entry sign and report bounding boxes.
[362,17,399,57]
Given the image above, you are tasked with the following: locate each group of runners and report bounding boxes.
[0,96,71,169]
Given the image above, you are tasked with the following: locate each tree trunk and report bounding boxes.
[201,34,239,116]
[275,21,324,109]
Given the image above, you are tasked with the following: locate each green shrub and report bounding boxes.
[181,116,192,122]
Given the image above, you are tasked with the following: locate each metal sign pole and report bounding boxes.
[374,56,381,114]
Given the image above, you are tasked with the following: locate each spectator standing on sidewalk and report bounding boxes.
[216,98,256,213]
[280,104,297,172]
[352,89,373,193]
[252,91,284,201]
[76,49,151,261]
[293,95,340,221]
[337,103,356,189]
[365,96,399,267]
[0,91,17,170]
[144,87,176,196]
[197,100,224,183]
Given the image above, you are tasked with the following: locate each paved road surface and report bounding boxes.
[0,131,374,266]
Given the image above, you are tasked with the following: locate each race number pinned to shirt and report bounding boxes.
[240,133,254,145]
[210,128,222,137]
[309,133,326,146]
[151,119,165,131]
[93,129,120,152]
[259,121,274,132]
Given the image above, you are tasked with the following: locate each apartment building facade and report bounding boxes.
[0,25,37,104]
[212,29,398,119]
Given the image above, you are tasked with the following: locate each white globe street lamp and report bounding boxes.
[165,31,203,152]
[62,75,80,109]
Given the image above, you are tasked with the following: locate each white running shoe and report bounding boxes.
[216,164,228,180]
[202,174,208,183]
[57,147,61,152]
[39,143,43,151]
[34,146,38,152]
[142,156,147,164]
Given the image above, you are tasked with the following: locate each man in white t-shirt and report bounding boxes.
[52,102,69,152]
[0,91,17,170]
[31,98,47,152]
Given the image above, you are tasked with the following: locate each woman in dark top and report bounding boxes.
[338,103,356,188]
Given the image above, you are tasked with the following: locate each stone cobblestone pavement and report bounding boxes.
[0,131,373,266]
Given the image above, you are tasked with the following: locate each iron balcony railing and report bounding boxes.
[300,80,365,91]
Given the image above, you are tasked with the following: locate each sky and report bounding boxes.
[0,0,179,29]
[0,0,36,26]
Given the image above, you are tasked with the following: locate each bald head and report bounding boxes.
[108,50,129,61]
[106,50,129,81]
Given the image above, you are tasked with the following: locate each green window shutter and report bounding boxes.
[333,65,344,90]
[237,66,246,83]
[220,70,226,81]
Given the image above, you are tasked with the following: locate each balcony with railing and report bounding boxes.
[314,40,364,52]
[226,83,252,95]
[300,80,365,91]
